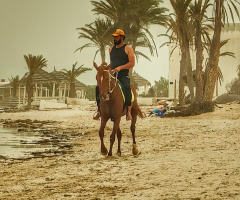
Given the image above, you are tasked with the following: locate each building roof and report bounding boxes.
[33,69,50,83]
[0,82,11,88]
[75,79,86,88]
[20,68,86,88]
[0,81,10,86]
[20,69,50,83]
[49,67,66,82]
[132,71,151,86]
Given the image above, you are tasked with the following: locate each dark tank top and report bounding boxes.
[110,44,129,78]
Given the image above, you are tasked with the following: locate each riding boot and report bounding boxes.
[126,106,132,121]
[93,105,101,120]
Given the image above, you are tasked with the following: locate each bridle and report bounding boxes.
[103,69,118,94]
[94,61,119,101]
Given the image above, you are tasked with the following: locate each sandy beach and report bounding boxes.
[0,103,240,200]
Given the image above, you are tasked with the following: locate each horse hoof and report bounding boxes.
[117,152,121,157]
[132,144,138,155]
[106,155,113,159]
[101,147,108,155]
[101,151,108,155]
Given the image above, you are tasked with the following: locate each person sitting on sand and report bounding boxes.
[144,101,169,117]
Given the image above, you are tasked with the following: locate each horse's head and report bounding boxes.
[94,62,115,101]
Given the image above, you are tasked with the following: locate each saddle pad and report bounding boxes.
[118,83,134,103]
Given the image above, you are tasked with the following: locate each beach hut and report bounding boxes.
[132,71,151,95]
[13,68,87,106]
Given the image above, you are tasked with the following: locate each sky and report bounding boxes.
[0,0,172,86]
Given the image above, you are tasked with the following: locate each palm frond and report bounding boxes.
[61,63,91,82]
[135,51,151,62]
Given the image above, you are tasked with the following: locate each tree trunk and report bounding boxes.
[69,82,76,98]
[185,46,195,103]
[26,76,33,110]
[203,0,222,101]
[179,51,187,105]
[100,45,106,63]
[195,23,204,102]
[13,86,17,98]
[179,35,195,104]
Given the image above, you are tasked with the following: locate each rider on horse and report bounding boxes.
[93,29,135,121]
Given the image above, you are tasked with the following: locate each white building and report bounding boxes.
[168,23,240,99]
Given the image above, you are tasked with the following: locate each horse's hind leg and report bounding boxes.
[117,128,122,156]
[99,118,108,155]
[131,114,138,155]
[108,119,120,157]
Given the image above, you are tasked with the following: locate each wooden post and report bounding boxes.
[59,82,61,98]
[40,84,43,97]
[174,79,177,102]
[18,85,21,105]
[144,84,148,95]
[52,82,55,98]
[35,83,38,98]
[23,86,26,105]
[63,83,66,99]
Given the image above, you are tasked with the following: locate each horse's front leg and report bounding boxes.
[131,115,138,155]
[117,128,122,156]
[108,119,120,157]
[99,118,108,155]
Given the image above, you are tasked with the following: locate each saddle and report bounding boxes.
[118,82,134,103]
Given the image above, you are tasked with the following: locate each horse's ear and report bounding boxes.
[93,62,99,71]
[107,64,111,69]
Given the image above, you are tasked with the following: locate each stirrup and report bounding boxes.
[126,111,132,121]
[93,112,100,120]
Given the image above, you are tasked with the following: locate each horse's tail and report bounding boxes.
[130,84,144,118]
[137,104,144,118]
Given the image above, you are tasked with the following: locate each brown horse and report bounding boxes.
[94,62,144,157]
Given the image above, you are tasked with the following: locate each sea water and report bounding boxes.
[0,127,52,159]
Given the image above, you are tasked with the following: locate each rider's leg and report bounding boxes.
[119,76,132,121]
[93,86,101,120]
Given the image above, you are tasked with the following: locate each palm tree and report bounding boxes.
[204,39,236,92]
[91,0,137,30]
[168,0,195,104]
[128,0,168,59]
[189,0,212,102]
[75,18,113,63]
[8,75,20,98]
[24,54,47,110]
[61,62,91,98]
[164,0,239,103]
[91,0,168,61]
[203,0,240,101]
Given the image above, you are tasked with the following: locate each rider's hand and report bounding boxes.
[113,66,121,73]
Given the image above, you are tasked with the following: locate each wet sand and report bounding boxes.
[0,104,240,200]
